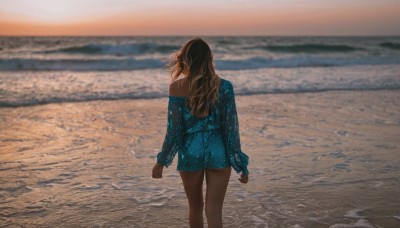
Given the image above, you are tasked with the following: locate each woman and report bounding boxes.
[152,37,249,228]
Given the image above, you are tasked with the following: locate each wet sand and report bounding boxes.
[1,90,400,227]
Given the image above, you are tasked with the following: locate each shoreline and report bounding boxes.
[1,89,399,227]
[1,87,400,108]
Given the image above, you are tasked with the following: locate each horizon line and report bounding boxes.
[1,34,400,37]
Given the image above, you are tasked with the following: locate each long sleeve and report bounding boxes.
[221,81,249,176]
[156,97,184,168]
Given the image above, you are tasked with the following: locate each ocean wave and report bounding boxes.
[1,55,400,71]
[380,42,400,50]
[37,43,180,56]
[0,58,164,71]
[1,85,399,108]
[34,43,369,56]
[0,92,166,107]
[215,56,400,70]
[248,44,363,53]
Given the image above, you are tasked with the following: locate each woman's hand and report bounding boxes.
[239,174,248,184]
[152,163,164,178]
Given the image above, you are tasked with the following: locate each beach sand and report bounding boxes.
[1,90,400,227]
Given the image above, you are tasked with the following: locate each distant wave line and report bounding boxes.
[1,56,400,71]
[249,43,364,53]
[2,86,400,108]
[32,42,400,55]
[380,42,400,50]
[36,43,180,56]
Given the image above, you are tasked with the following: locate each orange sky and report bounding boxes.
[1,0,399,36]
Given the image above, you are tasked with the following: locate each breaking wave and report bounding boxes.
[2,55,400,71]
[37,43,180,56]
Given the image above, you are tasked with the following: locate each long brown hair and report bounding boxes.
[166,37,220,118]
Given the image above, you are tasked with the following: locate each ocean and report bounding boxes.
[1,36,400,227]
[0,36,400,106]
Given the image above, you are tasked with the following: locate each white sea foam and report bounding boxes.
[1,64,400,107]
[328,219,375,228]
[2,55,400,71]
[344,208,368,219]
[1,36,400,71]
[1,36,400,107]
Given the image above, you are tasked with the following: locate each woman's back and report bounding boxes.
[169,77,229,134]
[158,77,249,176]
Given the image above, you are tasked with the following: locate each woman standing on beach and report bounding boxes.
[152,37,249,228]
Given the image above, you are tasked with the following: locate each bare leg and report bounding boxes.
[179,169,205,228]
[205,167,231,228]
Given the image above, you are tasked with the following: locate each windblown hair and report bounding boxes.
[166,37,220,118]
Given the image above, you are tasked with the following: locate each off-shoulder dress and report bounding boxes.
[156,78,249,176]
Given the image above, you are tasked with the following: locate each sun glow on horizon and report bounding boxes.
[0,0,399,36]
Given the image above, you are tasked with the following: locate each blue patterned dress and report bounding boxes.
[156,78,249,176]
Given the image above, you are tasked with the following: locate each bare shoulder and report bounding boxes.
[169,78,189,96]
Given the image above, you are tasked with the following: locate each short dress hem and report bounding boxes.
[176,164,232,173]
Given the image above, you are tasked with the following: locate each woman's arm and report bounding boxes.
[156,96,184,168]
[220,81,249,176]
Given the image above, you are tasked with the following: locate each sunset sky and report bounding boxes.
[0,0,399,36]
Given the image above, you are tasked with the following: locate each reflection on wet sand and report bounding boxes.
[1,90,400,227]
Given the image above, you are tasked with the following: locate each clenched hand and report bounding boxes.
[152,163,164,178]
